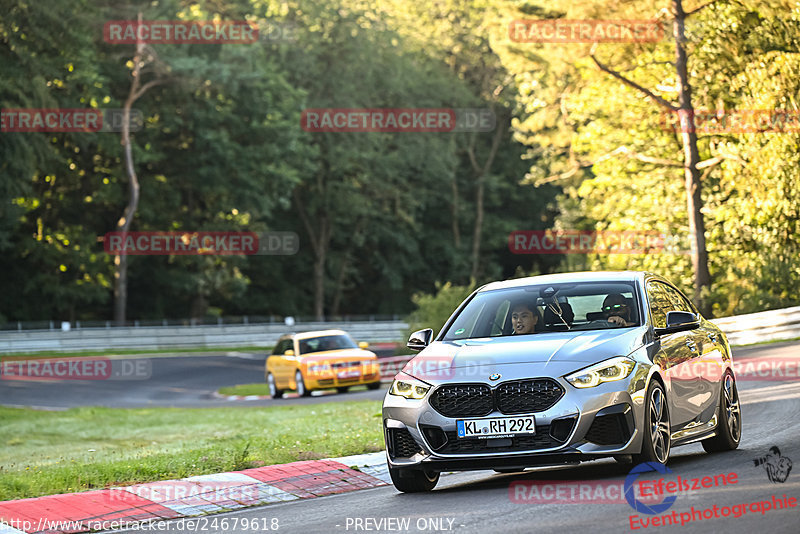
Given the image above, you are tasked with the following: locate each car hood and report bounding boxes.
[401,328,646,384]
[299,349,376,363]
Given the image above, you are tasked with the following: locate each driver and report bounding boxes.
[602,293,635,327]
[511,301,541,334]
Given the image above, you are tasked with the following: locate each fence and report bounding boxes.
[0,306,798,355]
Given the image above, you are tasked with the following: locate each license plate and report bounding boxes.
[456,416,535,439]
[338,369,361,379]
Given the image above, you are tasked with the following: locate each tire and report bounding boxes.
[367,381,381,390]
[702,372,741,452]
[337,387,349,394]
[633,379,671,465]
[266,372,283,399]
[389,466,439,492]
[295,370,311,397]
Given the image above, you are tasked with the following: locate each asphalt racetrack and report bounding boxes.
[0,351,390,409]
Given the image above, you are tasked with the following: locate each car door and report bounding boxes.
[662,286,719,420]
[271,338,293,387]
[646,281,698,429]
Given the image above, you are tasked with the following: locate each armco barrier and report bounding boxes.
[709,305,800,346]
[0,321,408,355]
[0,306,798,355]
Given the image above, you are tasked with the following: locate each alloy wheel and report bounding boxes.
[295,371,307,396]
[649,386,670,463]
[723,373,741,442]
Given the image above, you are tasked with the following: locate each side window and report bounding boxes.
[660,284,693,314]
[272,339,291,356]
[646,282,671,329]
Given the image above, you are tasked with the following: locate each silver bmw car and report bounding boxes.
[382,271,742,492]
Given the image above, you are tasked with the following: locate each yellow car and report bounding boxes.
[265,329,382,398]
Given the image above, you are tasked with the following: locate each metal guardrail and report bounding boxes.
[0,321,408,354]
[710,305,800,346]
[0,306,798,355]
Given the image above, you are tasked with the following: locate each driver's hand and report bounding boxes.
[607,315,625,326]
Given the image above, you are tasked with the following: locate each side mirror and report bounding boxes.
[654,311,700,337]
[407,328,434,351]
[283,349,295,356]
[358,341,369,349]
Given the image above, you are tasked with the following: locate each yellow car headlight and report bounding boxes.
[389,375,431,400]
[565,357,636,388]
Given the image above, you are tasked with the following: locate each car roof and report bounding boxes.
[283,329,350,341]
[478,271,649,293]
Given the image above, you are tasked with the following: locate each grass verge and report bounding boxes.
[0,401,383,501]
[218,383,271,396]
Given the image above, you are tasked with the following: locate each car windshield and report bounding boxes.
[298,334,358,354]
[441,281,640,341]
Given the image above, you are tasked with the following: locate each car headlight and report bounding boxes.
[309,363,331,372]
[565,357,636,388]
[389,375,431,399]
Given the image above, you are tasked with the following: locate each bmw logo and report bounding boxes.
[489,373,501,381]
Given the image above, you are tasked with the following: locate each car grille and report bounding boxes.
[331,361,369,369]
[429,379,564,418]
[387,428,422,459]
[495,379,564,414]
[429,384,494,417]
[438,426,561,454]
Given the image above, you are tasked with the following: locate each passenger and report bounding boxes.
[511,301,541,335]
[602,293,635,327]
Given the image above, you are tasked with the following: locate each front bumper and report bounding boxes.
[382,371,648,472]
[305,362,381,390]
